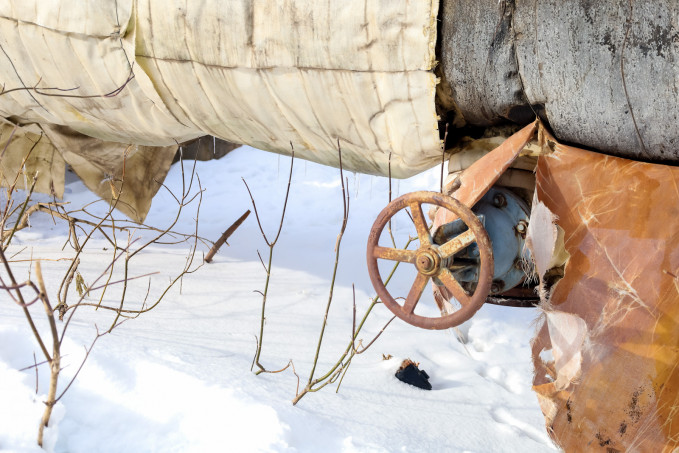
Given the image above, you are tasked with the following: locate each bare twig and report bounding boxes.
[2,177,38,249]
[0,247,50,360]
[0,64,136,100]
[354,316,396,354]
[55,329,107,403]
[306,140,349,385]
[56,258,79,320]
[1,202,68,243]
[0,130,208,448]
[34,261,59,448]
[33,352,38,394]
[204,210,250,263]
[292,237,415,405]
[247,145,295,374]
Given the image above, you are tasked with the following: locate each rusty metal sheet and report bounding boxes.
[434,121,537,227]
[531,142,679,451]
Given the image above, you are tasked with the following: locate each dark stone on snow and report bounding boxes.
[395,359,432,391]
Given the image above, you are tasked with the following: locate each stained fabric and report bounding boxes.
[0,0,442,185]
[43,125,177,223]
[0,123,65,198]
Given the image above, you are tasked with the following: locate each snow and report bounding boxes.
[0,146,556,452]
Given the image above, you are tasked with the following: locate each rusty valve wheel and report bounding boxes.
[366,191,494,330]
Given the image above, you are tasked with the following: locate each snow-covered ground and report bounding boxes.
[0,146,556,452]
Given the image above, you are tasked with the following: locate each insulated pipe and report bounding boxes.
[439,0,679,163]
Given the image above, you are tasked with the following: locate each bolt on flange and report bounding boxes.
[515,220,528,238]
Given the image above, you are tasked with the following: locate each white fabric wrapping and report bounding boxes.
[0,0,199,145]
[0,0,441,178]
[0,1,441,220]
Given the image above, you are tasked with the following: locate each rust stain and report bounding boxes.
[531,142,679,451]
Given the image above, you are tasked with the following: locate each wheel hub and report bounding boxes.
[415,248,441,276]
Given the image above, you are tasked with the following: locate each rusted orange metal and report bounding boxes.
[434,120,538,227]
[368,119,679,448]
[530,141,679,451]
[366,191,493,329]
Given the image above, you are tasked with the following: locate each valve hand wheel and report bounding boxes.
[366,191,494,330]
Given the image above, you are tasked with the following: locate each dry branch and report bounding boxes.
[291,153,411,405]
[0,140,208,447]
[246,144,295,375]
[204,210,250,263]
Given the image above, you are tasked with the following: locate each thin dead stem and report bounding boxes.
[289,145,412,405]
[246,144,295,374]
[1,144,208,447]
[440,122,449,193]
[306,140,349,386]
[291,248,410,406]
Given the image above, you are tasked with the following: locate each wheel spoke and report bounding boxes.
[373,246,416,263]
[403,273,429,314]
[438,228,476,259]
[437,269,472,306]
[409,202,431,247]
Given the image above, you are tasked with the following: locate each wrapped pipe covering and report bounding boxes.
[43,125,178,223]
[0,0,442,183]
[0,122,65,198]
[530,140,679,451]
[440,0,679,163]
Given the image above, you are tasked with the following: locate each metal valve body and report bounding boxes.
[435,187,531,295]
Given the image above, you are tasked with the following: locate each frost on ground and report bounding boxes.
[0,146,556,452]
